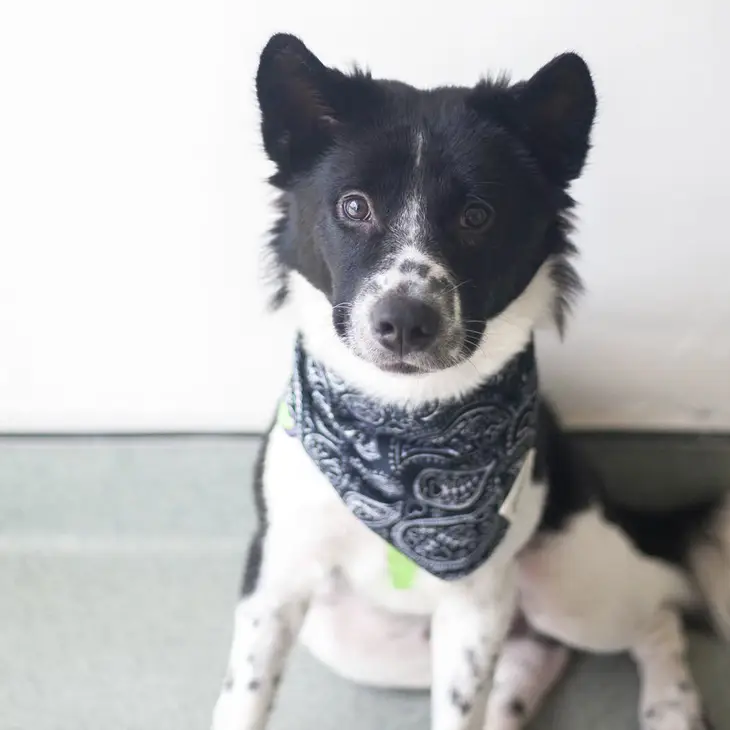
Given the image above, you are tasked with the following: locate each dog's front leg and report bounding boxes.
[211,591,307,730]
[211,528,315,730]
[431,567,518,730]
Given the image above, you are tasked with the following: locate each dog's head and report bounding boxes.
[257,34,596,381]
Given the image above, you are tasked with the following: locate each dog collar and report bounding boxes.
[280,339,538,582]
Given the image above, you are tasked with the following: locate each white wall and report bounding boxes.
[1,1,728,433]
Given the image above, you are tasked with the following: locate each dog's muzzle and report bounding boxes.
[346,279,464,373]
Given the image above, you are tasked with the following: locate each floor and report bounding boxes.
[1,435,729,730]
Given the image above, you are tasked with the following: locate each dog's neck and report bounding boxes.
[288,262,555,408]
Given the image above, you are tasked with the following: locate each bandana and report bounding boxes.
[280,340,538,582]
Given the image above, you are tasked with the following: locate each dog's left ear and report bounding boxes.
[471,53,597,185]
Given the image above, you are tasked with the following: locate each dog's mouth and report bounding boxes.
[352,345,470,376]
[376,360,422,375]
[341,331,469,376]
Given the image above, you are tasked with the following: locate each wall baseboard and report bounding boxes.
[573,431,730,505]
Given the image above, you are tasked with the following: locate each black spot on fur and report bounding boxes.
[428,276,450,293]
[241,428,273,597]
[399,260,430,277]
[241,533,264,597]
[645,700,682,719]
[678,680,693,693]
[509,698,527,717]
[602,496,722,569]
[450,688,472,716]
[248,679,261,691]
[533,402,594,532]
[465,649,480,679]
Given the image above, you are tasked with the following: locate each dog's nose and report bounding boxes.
[370,295,441,356]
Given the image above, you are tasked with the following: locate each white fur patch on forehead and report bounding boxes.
[392,194,427,249]
[414,130,425,168]
[391,132,428,249]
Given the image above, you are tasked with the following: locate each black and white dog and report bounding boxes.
[212,34,730,730]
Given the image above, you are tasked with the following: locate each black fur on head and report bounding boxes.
[256,34,596,371]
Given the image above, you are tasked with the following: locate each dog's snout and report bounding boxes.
[370,295,441,356]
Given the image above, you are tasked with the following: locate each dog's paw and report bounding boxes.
[641,700,710,730]
[639,674,715,730]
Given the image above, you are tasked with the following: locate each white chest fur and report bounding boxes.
[263,424,547,615]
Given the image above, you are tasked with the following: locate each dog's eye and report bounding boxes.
[341,194,371,222]
[460,202,494,231]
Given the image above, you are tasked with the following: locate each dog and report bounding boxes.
[211,33,730,730]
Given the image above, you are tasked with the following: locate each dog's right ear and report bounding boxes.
[256,34,343,181]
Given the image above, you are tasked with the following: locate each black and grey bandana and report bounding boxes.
[280,340,538,581]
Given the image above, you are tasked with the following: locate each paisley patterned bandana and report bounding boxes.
[280,339,538,582]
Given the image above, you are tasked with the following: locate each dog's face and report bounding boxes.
[257,35,596,375]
